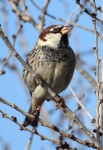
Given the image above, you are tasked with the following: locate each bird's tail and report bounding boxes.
[22,96,44,127]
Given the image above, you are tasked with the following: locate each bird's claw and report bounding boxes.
[33,106,41,119]
[55,97,65,110]
[36,74,43,84]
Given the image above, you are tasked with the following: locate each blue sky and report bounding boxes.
[0,0,103,150]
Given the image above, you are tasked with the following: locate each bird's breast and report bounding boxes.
[23,46,76,96]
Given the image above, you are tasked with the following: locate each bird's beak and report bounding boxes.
[60,25,73,35]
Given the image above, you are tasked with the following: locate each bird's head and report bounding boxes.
[36,25,73,49]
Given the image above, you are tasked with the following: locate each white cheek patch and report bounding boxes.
[40,33,62,49]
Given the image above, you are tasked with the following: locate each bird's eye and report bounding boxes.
[50,26,63,33]
[53,28,59,33]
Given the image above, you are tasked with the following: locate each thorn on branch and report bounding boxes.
[99,82,102,88]
[41,137,45,140]
[61,142,69,149]
[93,129,96,133]
[56,145,61,150]
[97,6,101,11]
[59,135,63,141]
[84,140,90,147]
[56,142,69,149]
[93,46,96,51]
[90,143,97,149]
[13,1,19,6]
[98,59,101,64]
[84,8,88,13]
[68,125,72,130]
[2,112,7,118]
[94,71,96,75]
[94,91,96,94]
[3,58,7,63]
[12,34,16,39]
[12,9,16,13]
[91,13,97,17]
[100,81,102,84]
[33,128,38,134]
[76,0,80,3]
[52,125,59,131]
[91,118,96,123]
[13,103,17,108]
[92,19,96,23]
[99,132,103,136]
[40,122,44,126]
[68,134,75,139]
[0,70,6,75]
[11,116,17,122]
[77,105,81,110]
[97,32,99,36]
[18,14,22,20]
[25,6,28,10]
[19,126,24,130]
[20,24,23,29]
[99,99,103,105]
[46,99,51,102]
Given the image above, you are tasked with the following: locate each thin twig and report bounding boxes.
[69,85,93,120]
[0,110,62,147]
[76,62,96,88]
[76,0,103,24]
[0,25,102,149]
[92,0,101,145]
[0,23,22,75]
[37,0,50,32]
[66,6,80,25]
[99,2,103,139]
[86,0,103,13]
[25,133,33,150]
[0,52,12,75]
[9,0,103,41]
[0,97,98,149]
[8,0,38,31]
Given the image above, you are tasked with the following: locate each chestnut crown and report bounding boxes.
[36,25,73,49]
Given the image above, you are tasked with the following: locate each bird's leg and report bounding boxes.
[32,105,41,121]
[36,74,43,84]
[55,97,65,110]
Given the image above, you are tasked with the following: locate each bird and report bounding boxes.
[22,25,76,127]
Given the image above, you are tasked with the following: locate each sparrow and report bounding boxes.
[22,25,76,127]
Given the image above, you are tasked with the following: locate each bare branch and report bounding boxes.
[92,0,101,145]
[0,23,22,75]
[0,110,61,147]
[25,133,33,150]
[0,23,102,149]
[76,0,103,24]
[69,85,93,120]
[37,0,51,32]
[0,97,98,149]
[8,0,38,30]
[76,62,96,88]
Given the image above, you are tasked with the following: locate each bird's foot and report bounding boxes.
[56,97,65,110]
[33,105,41,119]
[36,74,43,84]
